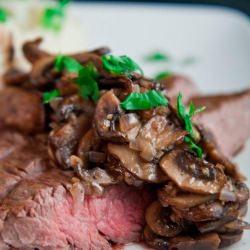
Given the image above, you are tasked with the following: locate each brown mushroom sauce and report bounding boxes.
[2,38,249,250]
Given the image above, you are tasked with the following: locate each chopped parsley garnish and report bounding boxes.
[177,92,205,138]
[154,71,173,81]
[43,89,61,104]
[41,0,71,31]
[144,51,170,62]
[0,8,8,23]
[177,92,206,158]
[185,136,203,158]
[53,54,100,102]
[102,55,143,75]
[121,90,168,110]
[75,64,100,102]
[54,54,82,73]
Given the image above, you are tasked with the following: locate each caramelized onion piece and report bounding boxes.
[75,167,115,195]
[131,116,186,161]
[160,150,226,194]
[108,144,168,183]
[146,201,183,237]
[93,91,126,143]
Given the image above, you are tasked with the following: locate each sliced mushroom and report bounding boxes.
[89,46,111,56]
[30,56,57,88]
[50,94,95,123]
[222,219,250,231]
[146,201,183,237]
[168,233,221,250]
[49,114,91,169]
[219,180,249,203]
[158,187,216,209]
[93,90,126,143]
[2,68,29,87]
[22,38,50,64]
[143,225,169,250]
[131,116,186,161]
[99,75,133,93]
[77,129,102,168]
[219,231,243,248]
[160,149,226,194]
[108,144,168,183]
[172,201,225,222]
[195,202,242,233]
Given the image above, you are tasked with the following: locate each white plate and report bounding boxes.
[69,3,250,249]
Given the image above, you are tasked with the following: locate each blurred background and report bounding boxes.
[75,0,250,15]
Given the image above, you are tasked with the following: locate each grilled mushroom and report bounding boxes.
[145,201,183,237]
[158,187,216,209]
[218,231,243,248]
[160,149,226,194]
[143,225,169,250]
[22,38,50,64]
[93,90,126,142]
[49,114,91,169]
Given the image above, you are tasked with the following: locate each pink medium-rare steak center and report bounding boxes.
[0,130,151,250]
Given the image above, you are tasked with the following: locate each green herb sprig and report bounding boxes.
[41,0,71,31]
[144,51,171,62]
[177,92,205,158]
[185,136,203,158]
[154,71,173,81]
[102,55,143,76]
[54,54,82,73]
[43,89,61,104]
[54,55,99,102]
[0,8,8,23]
[121,90,168,110]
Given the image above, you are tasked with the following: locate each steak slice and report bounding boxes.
[160,75,200,103]
[0,87,45,134]
[192,89,250,158]
[0,130,151,249]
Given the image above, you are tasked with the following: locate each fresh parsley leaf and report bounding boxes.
[120,90,168,110]
[144,51,170,62]
[177,92,206,158]
[0,8,8,23]
[43,89,61,104]
[54,54,82,73]
[102,55,143,75]
[177,92,206,139]
[185,136,203,158]
[74,64,99,102]
[41,0,71,31]
[54,55,100,102]
[177,92,194,137]
[154,71,173,81]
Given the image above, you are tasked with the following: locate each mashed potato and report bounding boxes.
[0,0,84,76]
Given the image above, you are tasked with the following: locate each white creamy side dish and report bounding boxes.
[0,0,84,77]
